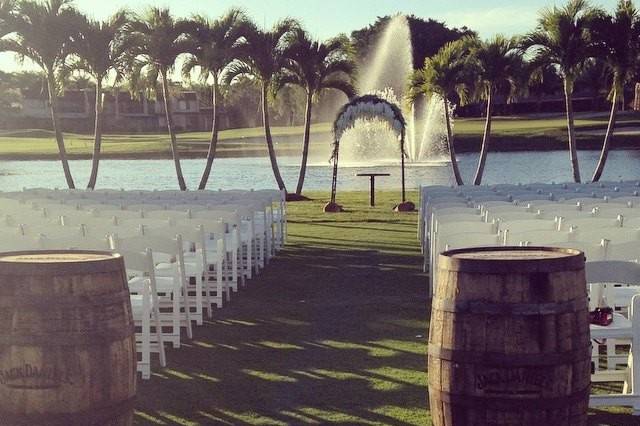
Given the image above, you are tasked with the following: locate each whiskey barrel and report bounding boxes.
[0,251,136,426]
[429,246,590,426]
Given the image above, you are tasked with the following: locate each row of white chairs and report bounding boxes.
[423,186,640,277]
[1,188,288,379]
[14,187,287,251]
[418,180,640,252]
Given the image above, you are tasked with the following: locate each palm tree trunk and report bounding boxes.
[564,79,581,183]
[295,90,313,195]
[87,78,103,189]
[198,76,219,190]
[443,97,464,185]
[261,83,287,192]
[161,70,187,191]
[46,71,75,189]
[592,89,618,182]
[473,92,493,185]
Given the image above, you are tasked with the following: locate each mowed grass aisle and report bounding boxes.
[134,191,430,425]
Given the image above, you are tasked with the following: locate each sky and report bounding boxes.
[0,0,622,73]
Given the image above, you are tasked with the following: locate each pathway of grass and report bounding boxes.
[134,191,633,425]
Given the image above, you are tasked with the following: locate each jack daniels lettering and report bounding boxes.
[0,363,74,389]
[476,369,552,395]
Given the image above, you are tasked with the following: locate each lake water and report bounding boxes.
[2,150,640,193]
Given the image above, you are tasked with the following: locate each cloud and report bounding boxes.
[436,5,540,38]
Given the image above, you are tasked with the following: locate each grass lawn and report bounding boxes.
[1,112,640,159]
[0,123,332,159]
[133,191,633,425]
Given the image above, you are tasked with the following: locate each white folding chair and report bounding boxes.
[118,247,166,380]
[111,234,192,348]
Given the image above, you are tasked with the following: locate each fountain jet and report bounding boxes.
[347,14,451,164]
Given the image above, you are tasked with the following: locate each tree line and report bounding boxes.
[0,0,356,194]
[0,0,635,194]
[410,0,638,185]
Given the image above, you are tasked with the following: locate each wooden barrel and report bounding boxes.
[428,246,590,426]
[0,251,136,426]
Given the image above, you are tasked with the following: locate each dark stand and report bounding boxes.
[356,173,390,207]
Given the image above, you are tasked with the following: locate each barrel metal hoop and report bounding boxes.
[430,386,590,410]
[0,250,125,275]
[0,326,135,346]
[432,298,586,316]
[0,395,136,425]
[438,246,585,274]
[0,290,131,309]
[428,345,591,367]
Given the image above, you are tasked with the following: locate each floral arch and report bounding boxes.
[326,94,412,212]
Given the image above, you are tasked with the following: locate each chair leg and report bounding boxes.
[246,240,252,279]
[139,297,151,380]
[182,281,193,340]
[171,292,181,348]
[193,274,203,325]
[152,302,166,368]
[232,250,238,292]
[202,268,214,316]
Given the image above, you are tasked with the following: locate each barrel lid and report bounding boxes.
[439,246,584,273]
[0,252,114,263]
[0,250,124,275]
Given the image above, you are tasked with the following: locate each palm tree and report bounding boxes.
[279,29,356,196]
[591,1,640,182]
[64,10,129,189]
[528,64,563,112]
[0,0,83,188]
[122,7,193,191]
[409,39,472,186]
[0,0,15,39]
[182,9,246,190]
[522,0,601,183]
[468,35,524,185]
[225,19,299,193]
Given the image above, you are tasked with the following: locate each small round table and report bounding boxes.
[356,173,390,207]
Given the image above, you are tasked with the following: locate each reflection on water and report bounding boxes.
[0,150,639,192]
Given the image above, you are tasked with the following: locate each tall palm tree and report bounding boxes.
[591,1,640,182]
[522,0,601,183]
[122,7,193,191]
[0,0,15,39]
[468,35,524,185]
[225,19,299,193]
[278,29,356,196]
[409,39,472,186]
[64,10,129,189]
[0,0,83,188]
[182,9,246,190]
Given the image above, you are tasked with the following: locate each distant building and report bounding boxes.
[10,88,217,133]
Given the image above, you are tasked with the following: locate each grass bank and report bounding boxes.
[133,191,631,425]
[1,111,640,160]
[454,111,640,152]
[0,123,332,160]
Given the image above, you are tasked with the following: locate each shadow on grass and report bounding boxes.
[588,409,637,425]
[135,245,430,425]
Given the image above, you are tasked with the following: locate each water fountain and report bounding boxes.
[342,14,451,164]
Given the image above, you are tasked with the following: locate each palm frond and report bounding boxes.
[223,60,253,85]
[321,77,356,99]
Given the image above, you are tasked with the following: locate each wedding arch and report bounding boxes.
[325,94,412,212]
